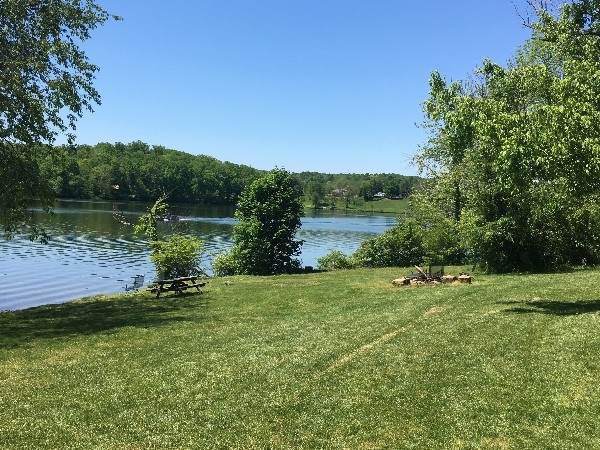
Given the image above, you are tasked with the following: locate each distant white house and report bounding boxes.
[373,192,386,199]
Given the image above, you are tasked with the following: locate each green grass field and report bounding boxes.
[304,197,409,215]
[1,268,599,449]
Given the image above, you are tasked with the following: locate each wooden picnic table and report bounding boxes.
[150,275,207,298]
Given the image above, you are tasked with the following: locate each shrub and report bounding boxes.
[151,234,205,279]
[211,251,238,277]
[317,250,355,271]
[353,220,425,268]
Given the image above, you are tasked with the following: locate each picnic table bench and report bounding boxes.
[149,276,207,298]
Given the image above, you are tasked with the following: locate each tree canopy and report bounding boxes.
[38,141,263,204]
[414,0,600,272]
[0,0,117,240]
[28,141,418,207]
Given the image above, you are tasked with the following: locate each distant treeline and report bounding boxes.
[40,141,261,205]
[38,141,420,205]
[294,172,420,203]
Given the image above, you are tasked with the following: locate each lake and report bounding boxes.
[0,200,398,311]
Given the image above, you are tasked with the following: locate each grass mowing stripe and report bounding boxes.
[326,326,409,372]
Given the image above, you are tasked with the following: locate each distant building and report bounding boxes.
[331,188,348,197]
[373,192,386,199]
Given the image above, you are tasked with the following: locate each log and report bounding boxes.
[392,277,410,286]
[414,265,428,277]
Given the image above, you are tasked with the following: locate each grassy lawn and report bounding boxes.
[304,198,409,215]
[357,198,409,214]
[1,268,599,449]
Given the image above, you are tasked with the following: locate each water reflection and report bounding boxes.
[0,200,396,311]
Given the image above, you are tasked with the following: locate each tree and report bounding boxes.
[359,179,378,201]
[0,0,118,240]
[414,0,600,272]
[212,168,304,276]
[305,177,326,208]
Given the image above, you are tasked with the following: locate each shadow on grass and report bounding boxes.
[0,293,207,349]
[501,299,600,316]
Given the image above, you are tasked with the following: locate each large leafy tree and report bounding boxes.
[0,0,117,240]
[213,168,304,276]
[415,0,600,272]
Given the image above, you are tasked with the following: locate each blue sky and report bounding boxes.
[68,0,534,175]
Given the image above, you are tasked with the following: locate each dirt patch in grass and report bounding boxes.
[326,327,408,372]
[422,305,450,317]
[271,281,322,287]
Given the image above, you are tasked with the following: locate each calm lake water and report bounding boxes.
[0,199,397,311]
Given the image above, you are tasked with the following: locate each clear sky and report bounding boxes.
[67,0,535,175]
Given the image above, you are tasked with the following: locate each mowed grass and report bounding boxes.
[304,197,409,215]
[358,198,409,214]
[1,268,600,449]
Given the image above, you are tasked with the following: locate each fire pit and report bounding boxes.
[392,265,469,286]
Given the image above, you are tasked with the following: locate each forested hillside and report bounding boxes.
[40,141,262,205]
[38,141,420,206]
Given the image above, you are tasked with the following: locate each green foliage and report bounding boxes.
[134,197,205,279]
[353,219,425,268]
[409,181,466,266]
[316,250,356,271]
[0,1,118,146]
[33,142,419,210]
[415,0,600,272]
[210,251,239,277]
[133,195,170,242]
[39,141,263,204]
[214,168,304,276]
[336,193,464,271]
[295,172,421,206]
[0,144,55,242]
[304,177,326,208]
[0,1,117,240]
[150,234,205,279]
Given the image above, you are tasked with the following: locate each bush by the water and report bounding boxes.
[211,251,240,277]
[151,234,205,279]
[316,250,355,271]
[317,215,466,271]
[131,196,205,279]
[353,220,425,268]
